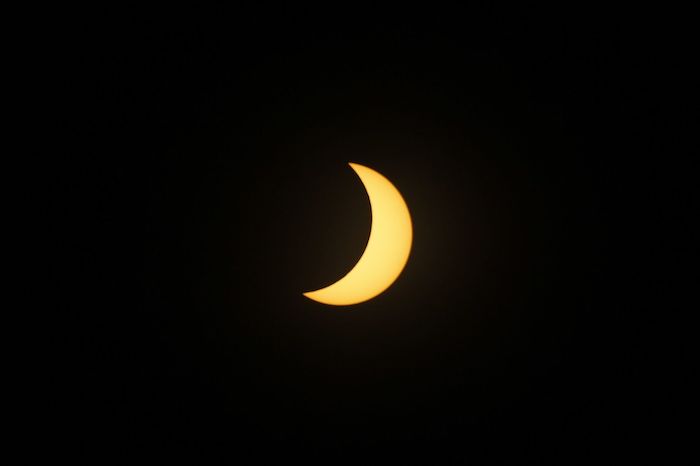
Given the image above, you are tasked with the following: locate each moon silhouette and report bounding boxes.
[303,163,413,306]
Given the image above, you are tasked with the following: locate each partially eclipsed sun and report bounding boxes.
[303,163,413,306]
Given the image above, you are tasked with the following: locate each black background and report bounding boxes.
[62,5,687,462]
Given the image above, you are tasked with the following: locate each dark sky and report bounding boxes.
[63,5,686,462]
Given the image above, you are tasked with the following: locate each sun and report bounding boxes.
[303,163,413,306]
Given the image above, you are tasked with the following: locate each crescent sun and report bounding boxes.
[303,163,413,306]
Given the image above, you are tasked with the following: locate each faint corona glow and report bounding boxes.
[303,163,413,306]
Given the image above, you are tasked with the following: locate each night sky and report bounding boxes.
[64,5,686,462]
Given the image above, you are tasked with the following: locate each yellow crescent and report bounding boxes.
[303,163,413,306]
